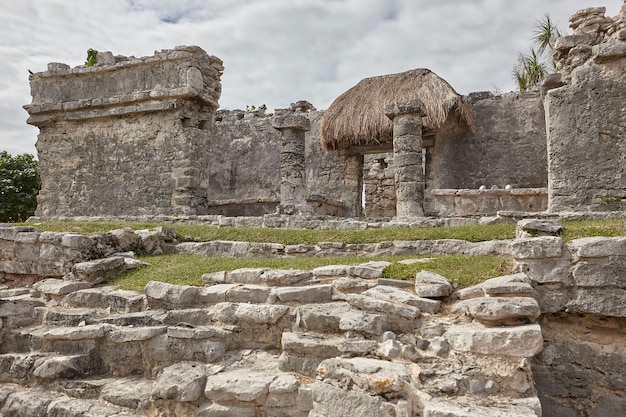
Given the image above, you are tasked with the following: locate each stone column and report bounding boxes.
[272,113,312,215]
[385,100,426,218]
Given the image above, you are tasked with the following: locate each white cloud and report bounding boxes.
[0,0,622,155]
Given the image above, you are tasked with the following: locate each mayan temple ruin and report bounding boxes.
[0,2,624,417]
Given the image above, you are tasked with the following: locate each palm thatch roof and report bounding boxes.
[320,68,475,151]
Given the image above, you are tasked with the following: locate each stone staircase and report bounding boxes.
[0,261,545,416]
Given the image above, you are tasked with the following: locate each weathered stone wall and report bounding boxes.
[426,91,548,191]
[545,5,626,212]
[209,108,363,217]
[26,46,223,217]
[363,91,548,217]
[364,154,396,217]
[512,234,626,416]
[430,188,548,216]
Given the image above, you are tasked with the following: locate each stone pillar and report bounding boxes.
[272,113,312,215]
[385,100,426,218]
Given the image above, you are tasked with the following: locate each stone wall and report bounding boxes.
[26,46,223,217]
[512,234,626,416]
[363,91,549,217]
[209,108,363,217]
[545,5,626,212]
[429,188,548,217]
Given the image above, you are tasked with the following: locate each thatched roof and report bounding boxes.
[320,68,475,151]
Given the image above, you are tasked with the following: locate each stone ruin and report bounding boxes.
[4,2,625,417]
[24,5,626,220]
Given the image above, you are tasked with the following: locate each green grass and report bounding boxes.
[19,218,624,292]
[110,254,513,292]
[23,221,517,244]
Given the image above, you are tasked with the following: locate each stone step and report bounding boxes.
[0,352,104,384]
[36,306,98,326]
[444,322,543,358]
[0,383,141,417]
[423,396,541,417]
[32,278,93,302]
[450,296,541,326]
[61,286,146,313]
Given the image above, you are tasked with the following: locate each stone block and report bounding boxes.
[312,265,348,278]
[451,297,541,325]
[144,280,198,307]
[296,302,351,332]
[572,257,626,287]
[0,296,45,317]
[569,288,626,317]
[568,236,626,258]
[511,237,563,259]
[444,323,543,357]
[272,284,333,304]
[70,256,127,284]
[261,269,313,286]
[415,270,453,298]
[33,278,93,297]
[310,382,396,417]
[363,285,441,313]
[152,362,215,402]
[339,310,391,336]
[228,267,270,284]
[204,369,275,402]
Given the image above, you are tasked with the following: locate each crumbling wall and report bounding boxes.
[26,46,223,217]
[426,91,548,191]
[512,234,626,416]
[545,5,626,212]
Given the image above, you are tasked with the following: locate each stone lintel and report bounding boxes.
[384,100,426,120]
[272,114,311,131]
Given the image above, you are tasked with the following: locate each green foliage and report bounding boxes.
[513,13,561,92]
[85,48,98,67]
[0,152,41,222]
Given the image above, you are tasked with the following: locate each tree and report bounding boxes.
[0,151,41,222]
[513,13,561,92]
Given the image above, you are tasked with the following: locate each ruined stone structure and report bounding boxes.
[25,46,223,217]
[545,5,626,212]
[1,221,625,416]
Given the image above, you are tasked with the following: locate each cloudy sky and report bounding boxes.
[0,0,622,156]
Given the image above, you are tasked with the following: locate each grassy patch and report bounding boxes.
[109,254,513,292]
[24,221,517,244]
[561,219,626,241]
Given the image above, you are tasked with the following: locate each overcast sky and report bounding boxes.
[0,0,622,156]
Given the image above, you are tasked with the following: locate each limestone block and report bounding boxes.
[202,271,229,285]
[196,402,256,417]
[377,339,402,359]
[511,237,563,259]
[339,293,419,320]
[338,339,378,355]
[269,373,300,394]
[532,282,571,313]
[480,273,533,297]
[332,277,374,293]
[281,332,342,358]
[204,369,275,402]
[348,265,385,279]
[312,264,349,278]
[572,257,626,287]
[60,233,93,250]
[42,324,107,340]
[70,257,127,284]
[272,284,333,304]
[228,267,270,284]
[33,278,92,297]
[569,288,626,317]
[101,377,153,408]
[568,236,626,258]
[451,297,541,325]
[32,355,96,379]
[167,326,229,340]
[516,258,572,285]
[515,219,563,238]
[0,295,45,317]
[415,271,453,298]
[423,398,540,417]
[196,283,236,304]
[317,357,410,394]
[144,280,198,307]
[2,389,63,417]
[363,285,441,313]
[444,323,543,357]
[109,227,141,251]
[310,382,396,417]
[260,269,313,286]
[339,310,391,336]
[295,302,351,332]
[106,326,167,343]
[152,362,218,402]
